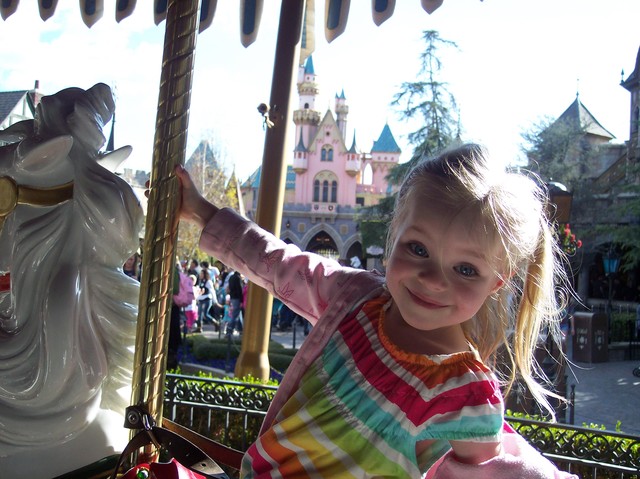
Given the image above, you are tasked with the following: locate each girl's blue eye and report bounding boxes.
[456,264,478,277]
[409,243,428,257]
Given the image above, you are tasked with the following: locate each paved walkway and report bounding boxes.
[566,359,640,435]
[200,324,640,435]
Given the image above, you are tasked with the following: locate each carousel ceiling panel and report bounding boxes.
[2,1,449,41]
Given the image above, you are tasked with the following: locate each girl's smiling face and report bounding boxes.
[385,192,505,334]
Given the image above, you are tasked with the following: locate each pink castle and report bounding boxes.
[243,56,401,266]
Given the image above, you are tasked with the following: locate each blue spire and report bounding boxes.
[348,131,358,153]
[371,124,401,153]
[305,55,315,75]
[295,130,307,152]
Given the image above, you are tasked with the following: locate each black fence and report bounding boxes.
[164,373,640,478]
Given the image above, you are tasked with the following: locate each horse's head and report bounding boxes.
[0,83,142,469]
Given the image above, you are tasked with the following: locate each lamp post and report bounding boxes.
[603,246,620,339]
[546,181,573,224]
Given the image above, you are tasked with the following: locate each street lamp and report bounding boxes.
[603,246,620,338]
[546,182,573,224]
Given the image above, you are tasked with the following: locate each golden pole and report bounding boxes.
[234,1,305,380]
[130,0,200,425]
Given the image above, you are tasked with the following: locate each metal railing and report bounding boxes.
[164,373,640,477]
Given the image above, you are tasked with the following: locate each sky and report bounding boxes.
[1,1,639,183]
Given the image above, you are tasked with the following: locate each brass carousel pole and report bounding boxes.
[130,0,199,428]
[234,1,305,380]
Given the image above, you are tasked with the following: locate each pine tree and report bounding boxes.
[358,30,461,255]
[387,30,461,185]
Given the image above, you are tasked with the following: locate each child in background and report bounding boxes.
[221,294,233,335]
[183,274,198,332]
[173,144,576,478]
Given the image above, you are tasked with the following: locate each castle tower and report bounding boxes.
[368,124,401,194]
[335,89,348,139]
[345,132,361,177]
[292,130,308,174]
[621,46,640,162]
[293,56,321,154]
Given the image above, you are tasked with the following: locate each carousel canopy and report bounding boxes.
[0,0,450,46]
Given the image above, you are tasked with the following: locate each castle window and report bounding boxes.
[313,171,338,203]
[304,102,309,109]
[321,145,333,162]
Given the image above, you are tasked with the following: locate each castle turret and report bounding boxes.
[368,124,401,194]
[345,132,361,177]
[621,46,640,162]
[335,89,348,140]
[293,56,321,150]
[293,130,308,173]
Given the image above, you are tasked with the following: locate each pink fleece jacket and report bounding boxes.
[199,208,578,479]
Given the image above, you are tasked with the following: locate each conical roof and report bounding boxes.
[371,124,401,153]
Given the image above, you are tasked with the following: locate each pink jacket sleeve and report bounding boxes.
[426,432,577,479]
[198,208,369,324]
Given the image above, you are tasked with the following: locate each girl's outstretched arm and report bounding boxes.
[174,164,218,230]
[427,433,577,478]
[449,440,501,465]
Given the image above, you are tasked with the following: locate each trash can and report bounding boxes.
[573,312,608,362]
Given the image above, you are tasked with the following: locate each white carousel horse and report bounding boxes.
[0,83,143,477]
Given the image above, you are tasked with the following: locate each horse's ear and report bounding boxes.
[97,145,132,172]
[16,135,74,176]
[0,120,34,144]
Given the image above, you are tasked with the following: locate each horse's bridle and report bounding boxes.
[0,175,74,233]
[0,175,74,292]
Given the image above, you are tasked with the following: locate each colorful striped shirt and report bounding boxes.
[242,295,504,478]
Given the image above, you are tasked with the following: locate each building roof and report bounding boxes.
[371,123,401,153]
[348,132,358,153]
[243,164,296,190]
[185,140,220,171]
[304,55,315,75]
[555,95,615,140]
[294,130,307,152]
[621,46,640,91]
[0,90,28,124]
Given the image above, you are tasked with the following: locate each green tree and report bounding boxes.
[177,138,234,261]
[521,116,594,190]
[358,30,461,252]
[387,29,461,184]
[604,162,640,272]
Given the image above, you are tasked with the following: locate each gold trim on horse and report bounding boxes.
[0,175,74,230]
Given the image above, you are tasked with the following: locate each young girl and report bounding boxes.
[174,144,576,478]
[183,274,199,332]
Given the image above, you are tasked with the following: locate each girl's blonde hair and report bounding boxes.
[386,143,572,418]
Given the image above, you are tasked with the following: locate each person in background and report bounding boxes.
[183,274,199,333]
[195,268,218,332]
[123,252,140,281]
[187,258,200,277]
[226,270,244,336]
[172,145,576,478]
[167,260,183,370]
